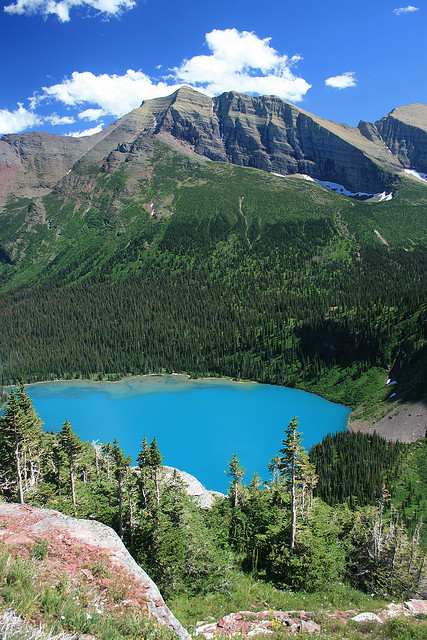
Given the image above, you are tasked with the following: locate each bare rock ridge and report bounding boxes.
[163,465,225,508]
[1,87,426,209]
[373,103,427,173]
[0,502,191,640]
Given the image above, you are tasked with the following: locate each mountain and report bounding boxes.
[0,88,426,422]
[2,88,425,210]
[373,103,427,173]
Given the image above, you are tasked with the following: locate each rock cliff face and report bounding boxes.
[1,88,426,207]
[373,103,427,173]
[163,465,225,508]
[0,503,190,640]
[0,131,105,207]
[136,87,406,193]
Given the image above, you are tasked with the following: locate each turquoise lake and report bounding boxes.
[26,376,350,493]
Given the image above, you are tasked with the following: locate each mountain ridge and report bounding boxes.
[1,88,426,210]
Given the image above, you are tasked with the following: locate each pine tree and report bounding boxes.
[111,438,131,539]
[59,419,83,509]
[226,453,246,508]
[279,416,303,552]
[149,437,164,506]
[0,385,43,503]
[137,435,151,508]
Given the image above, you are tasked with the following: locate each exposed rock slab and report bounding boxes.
[163,465,225,508]
[375,103,427,173]
[0,503,190,640]
[351,612,384,624]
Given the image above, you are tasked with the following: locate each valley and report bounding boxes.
[0,87,426,428]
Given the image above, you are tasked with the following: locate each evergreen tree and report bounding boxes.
[226,453,246,508]
[279,416,303,552]
[149,437,164,505]
[0,385,43,503]
[59,419,83,509]
[137,435,151,508]
[111,438,131,539]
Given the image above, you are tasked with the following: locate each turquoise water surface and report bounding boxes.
[26,375,350,493]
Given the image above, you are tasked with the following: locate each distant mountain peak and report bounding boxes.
[1,91,426,211]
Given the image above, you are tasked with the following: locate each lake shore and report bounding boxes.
[349,398,427,443]
[22,375,351,492]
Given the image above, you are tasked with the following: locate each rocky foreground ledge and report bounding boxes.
[195,601,427,637]
[0,503,190,640]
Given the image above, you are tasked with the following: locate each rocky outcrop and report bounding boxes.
[195,601,427,638]
[374,103,427,173]
[147,88,405,194]
[163,465,225,508]
[0,503,190,640]
[3,89,424,209]
[0,131,105,208]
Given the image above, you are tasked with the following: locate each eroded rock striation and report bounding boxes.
[1,88,426,209]
[373,103,427,173]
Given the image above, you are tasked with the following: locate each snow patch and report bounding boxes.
[404,169,427,183]
[313,179,390,199]
[377,192,393,202]
[288,174,393,200]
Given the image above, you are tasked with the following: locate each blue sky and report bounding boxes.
[0,0,425,137]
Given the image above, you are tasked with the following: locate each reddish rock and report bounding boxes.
[81,568,94,581]
[301,620,321,634]
[100,578,115,586]
[122,599,139,607]
[405,600,427,615]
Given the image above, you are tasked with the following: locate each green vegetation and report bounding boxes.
[0,387,426,638]
[0,149,426,413]
[0,552,174,640]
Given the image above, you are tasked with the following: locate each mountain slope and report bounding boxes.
[374,103,427,172]
[0,89,426,420]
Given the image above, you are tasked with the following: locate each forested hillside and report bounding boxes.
[1,147,426,413]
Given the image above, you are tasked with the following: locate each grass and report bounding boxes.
[0,549,175,640]
[169,573,387,631]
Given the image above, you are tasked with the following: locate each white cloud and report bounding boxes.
[0,103,42,135]
[325,72,357,89]
[39,69,181,117]
[78,108,106,121]
[8,29,312,136]
[4,0,135,22]
[393,5,419,15]
[46,113,76,125]
[66,123,104,137]
[33,29,310,119]
[173,28,311,101]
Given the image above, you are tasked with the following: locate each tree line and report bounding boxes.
[1,241,425,409]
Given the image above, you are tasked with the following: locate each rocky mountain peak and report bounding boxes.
[375,102,427,172]
[1,90,426,209]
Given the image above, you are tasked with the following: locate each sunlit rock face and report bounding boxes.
[373,103,427,174]
[1,88,426,205]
